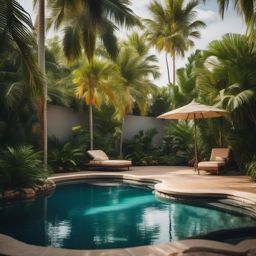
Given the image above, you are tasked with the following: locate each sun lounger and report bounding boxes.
[198,148,230,175]
[87,150,132,170]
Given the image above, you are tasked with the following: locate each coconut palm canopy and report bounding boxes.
[158,100,228,120]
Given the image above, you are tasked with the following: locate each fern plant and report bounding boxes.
[0,146,48,190]
[163,121,194,164]
[48,137,85,172]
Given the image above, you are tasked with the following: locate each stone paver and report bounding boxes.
[1,166,256,256]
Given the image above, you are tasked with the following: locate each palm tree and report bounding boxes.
[0,0,47,162]
[37,0,47,166]
[197,34,256,121]
[201,0,255,37]
[47,0,140,63]
[196,33,256,164]
[113,44,159,155]
[0,0,43,96]
[219,1,255,35]
[0,41,39,146]
[115,51,159,118]
[171,50,205,108]
[45,40,75,108]
[125,33,155,59]
[72,59,121,149]
[114,34,160,118]
[144,0,206,86]
[209,34,256,124]
[46,0,140,153]
[96,34,160,155]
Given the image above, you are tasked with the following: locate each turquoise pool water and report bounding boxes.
[0,180,256,249]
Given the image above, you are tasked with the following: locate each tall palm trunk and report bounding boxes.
[165,53,171,95]
[172,51,176,86]
[165,53,171,84]
[89,103,93,150]
[119,117,125,157]
[38,0,47,167]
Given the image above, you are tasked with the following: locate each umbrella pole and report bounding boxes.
[194,118,199,175]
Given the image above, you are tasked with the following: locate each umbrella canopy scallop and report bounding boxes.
[157,100,228,120]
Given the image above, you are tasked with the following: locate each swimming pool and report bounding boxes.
[0,180,256,249]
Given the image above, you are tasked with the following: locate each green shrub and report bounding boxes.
[48,136,85,172]
[162,121,194,165]
[0,146,48,190]
[123,128,159,165]
[123,127,194,166]
[157,154,186,166]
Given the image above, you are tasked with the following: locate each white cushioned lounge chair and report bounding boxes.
[87,150,132,171]
[198,148,230,175]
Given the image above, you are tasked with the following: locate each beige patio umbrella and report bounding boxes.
[157,100,228,174]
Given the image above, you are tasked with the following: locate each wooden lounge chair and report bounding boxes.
[87,150,132,171]
[198,148,230,175]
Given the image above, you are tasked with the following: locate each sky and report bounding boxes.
[18,0,246,86]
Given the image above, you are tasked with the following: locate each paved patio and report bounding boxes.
[1,166,256,256]
[52,166,256,204]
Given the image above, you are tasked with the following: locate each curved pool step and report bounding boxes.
[187,226,256,243]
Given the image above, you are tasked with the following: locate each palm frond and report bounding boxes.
[99,19,118,60]
[101,0,141,28]
[81,28,96,62]
[0,0,43,97]
[63,25,82,63]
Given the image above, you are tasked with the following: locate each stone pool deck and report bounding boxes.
[1,166,256,256]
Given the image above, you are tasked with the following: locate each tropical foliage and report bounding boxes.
[0,43,39,146]
[72,58,120,149]
[123,124,194,166]
[196,34,256,165]
[0,0,43,96]
[148,87,172,117]
[164,33,256,172]
[47,0,140,62]
[48,138,85,172]
[113,36,159,119]
[217,0,255,37]
[171,50,205,108]
[0,37,75,148]
[1,0,256,182]
[144,0,206,85]
[123,128,159,165]
[45,38,75,108]
[163,121,194,164]
[0,146,48,191]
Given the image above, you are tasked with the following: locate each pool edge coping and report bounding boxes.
[0,233,255,256]
[50,172,256,207]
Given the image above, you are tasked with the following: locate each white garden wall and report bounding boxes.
[47,105,167,145]
[123,115,167,146]
[47,105,85,141]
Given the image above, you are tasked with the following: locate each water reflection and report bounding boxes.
[0,182,256,249]
[47,220,71,247]
[167,202,255,240]
[0,197,47,245]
